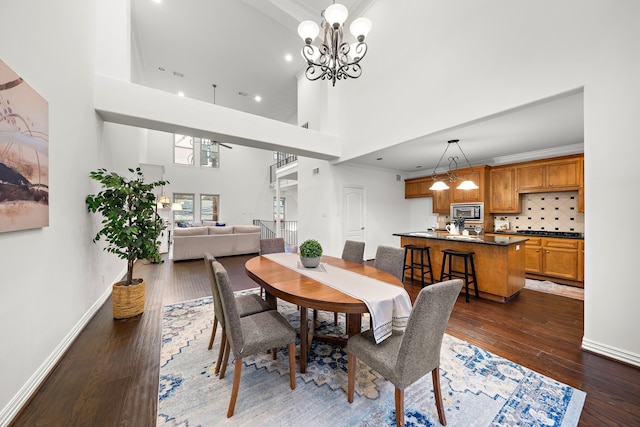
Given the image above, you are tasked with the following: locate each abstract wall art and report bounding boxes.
[0,59,49,233]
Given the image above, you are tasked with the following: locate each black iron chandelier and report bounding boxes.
[429,139,479,191]
[297,3,372,86]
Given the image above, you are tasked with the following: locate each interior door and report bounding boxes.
[343,186,365,243]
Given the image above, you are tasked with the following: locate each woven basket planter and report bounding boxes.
[112,279,146,319]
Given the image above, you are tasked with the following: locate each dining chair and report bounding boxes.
[373,245,406,282]
[213,261,297,418]
[346,279,463,427]
[259,237,285,255]
[203,253,270,377]
[341,240,365,264]
[258,238,286,297]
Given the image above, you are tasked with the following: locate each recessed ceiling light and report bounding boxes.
[153,0,161,3]
[285,54,293,62]
[178,92,184,97]
[173,71,184,78]
[376,158,383,161]
[416,165,422,168]
[158,67,165,71]
[254,95,262,102]
[238,91,248,97]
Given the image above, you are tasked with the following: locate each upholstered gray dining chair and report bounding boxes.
[213,261,297,418]
[373,245,406,282]
[341,240,365,264]
[259,237,285,255]
[203,253,270,376]
[346,279,463,427]
[258,238,286,297]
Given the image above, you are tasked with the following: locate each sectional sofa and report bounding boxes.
[172,224,260,261]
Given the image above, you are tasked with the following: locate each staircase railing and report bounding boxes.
[253,219,298,248]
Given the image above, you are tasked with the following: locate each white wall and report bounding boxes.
[143,130,275,225]
[0,0,133,422]
[408,198,439,232]
[306,0,640,364]
[296,159,410,260]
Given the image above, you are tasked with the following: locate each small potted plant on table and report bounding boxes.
[299,239,323,268]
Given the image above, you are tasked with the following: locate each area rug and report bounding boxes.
[157,290,586,426]
[524,279,584,300]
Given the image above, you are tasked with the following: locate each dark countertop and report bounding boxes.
[490,231,584,240]
[393,231,529,246]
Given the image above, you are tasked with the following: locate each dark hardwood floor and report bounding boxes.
[10,253,640,426]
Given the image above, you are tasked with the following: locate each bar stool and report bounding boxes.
[403,245,435,287]
[440,249,479,303]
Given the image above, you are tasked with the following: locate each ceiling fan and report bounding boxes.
[212,84,232,150]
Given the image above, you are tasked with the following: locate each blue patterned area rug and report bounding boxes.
[157,289,585,426]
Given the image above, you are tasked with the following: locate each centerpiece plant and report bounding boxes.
[299,239,323,268]
[86,167,168,318]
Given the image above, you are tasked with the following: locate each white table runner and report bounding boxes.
[263,252,412,343]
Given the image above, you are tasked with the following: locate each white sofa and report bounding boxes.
[172,225,260,261]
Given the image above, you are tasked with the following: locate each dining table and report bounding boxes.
[245,252,408,373]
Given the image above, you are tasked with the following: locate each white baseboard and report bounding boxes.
[582,338,640,367]
[0,268,125,427]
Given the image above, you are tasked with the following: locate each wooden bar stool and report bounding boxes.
[403,245,435,287]
[439,249,479,303]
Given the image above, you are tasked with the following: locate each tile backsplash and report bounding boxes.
[494,191,584,233]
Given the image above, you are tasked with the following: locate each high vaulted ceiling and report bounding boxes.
[131,0,584,173]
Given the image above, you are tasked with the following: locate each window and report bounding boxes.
[174,134,220,168]
[201,194,219,221]
[174,134,194,165]
[200,139,220,168]
[274,197,285,221]
[173,193,194,222]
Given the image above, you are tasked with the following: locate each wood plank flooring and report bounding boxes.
[9,254,640,426]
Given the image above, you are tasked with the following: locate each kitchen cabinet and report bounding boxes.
[489,166,520,213]
[524,237,543,274]
[404,174,450,214]
[578,240,584,281]
[404,177,432,198]
[517,156,581,192]
[524,236,582,284]
[450,165,490,203]
[432,184,450,214]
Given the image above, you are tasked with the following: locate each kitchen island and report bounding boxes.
[394,231,529,302]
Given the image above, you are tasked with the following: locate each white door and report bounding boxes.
[343,186,365,242]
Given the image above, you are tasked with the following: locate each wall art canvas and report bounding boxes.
[0,59,49,233]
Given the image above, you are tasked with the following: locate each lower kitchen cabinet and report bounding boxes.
[524,236,583,286]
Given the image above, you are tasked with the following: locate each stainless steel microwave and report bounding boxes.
[450,202,484,222]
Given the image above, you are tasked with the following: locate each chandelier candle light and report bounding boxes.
[298,3,372,86]
[429,139,479,191]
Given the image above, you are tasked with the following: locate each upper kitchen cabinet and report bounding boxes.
[517,155,582,192]
[450,165,490,203]
[489,165,521,213]
[432,181,450,214]
[404,174,450,213]
[404,176,432,198]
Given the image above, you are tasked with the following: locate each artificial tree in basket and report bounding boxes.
[86,167,168,319]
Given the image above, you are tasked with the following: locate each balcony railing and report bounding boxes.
[270,154,298,184]
[253,219,298,249]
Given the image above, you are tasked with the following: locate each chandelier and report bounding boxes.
[297,3,372,86]
[429,139,479,191]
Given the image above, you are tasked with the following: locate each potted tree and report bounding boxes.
[86,167,168,319]
[299,239,323,268]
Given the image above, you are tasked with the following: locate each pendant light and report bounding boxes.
[429,139,479,191]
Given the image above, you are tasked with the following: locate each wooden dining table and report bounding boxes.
[245,254,405,373]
